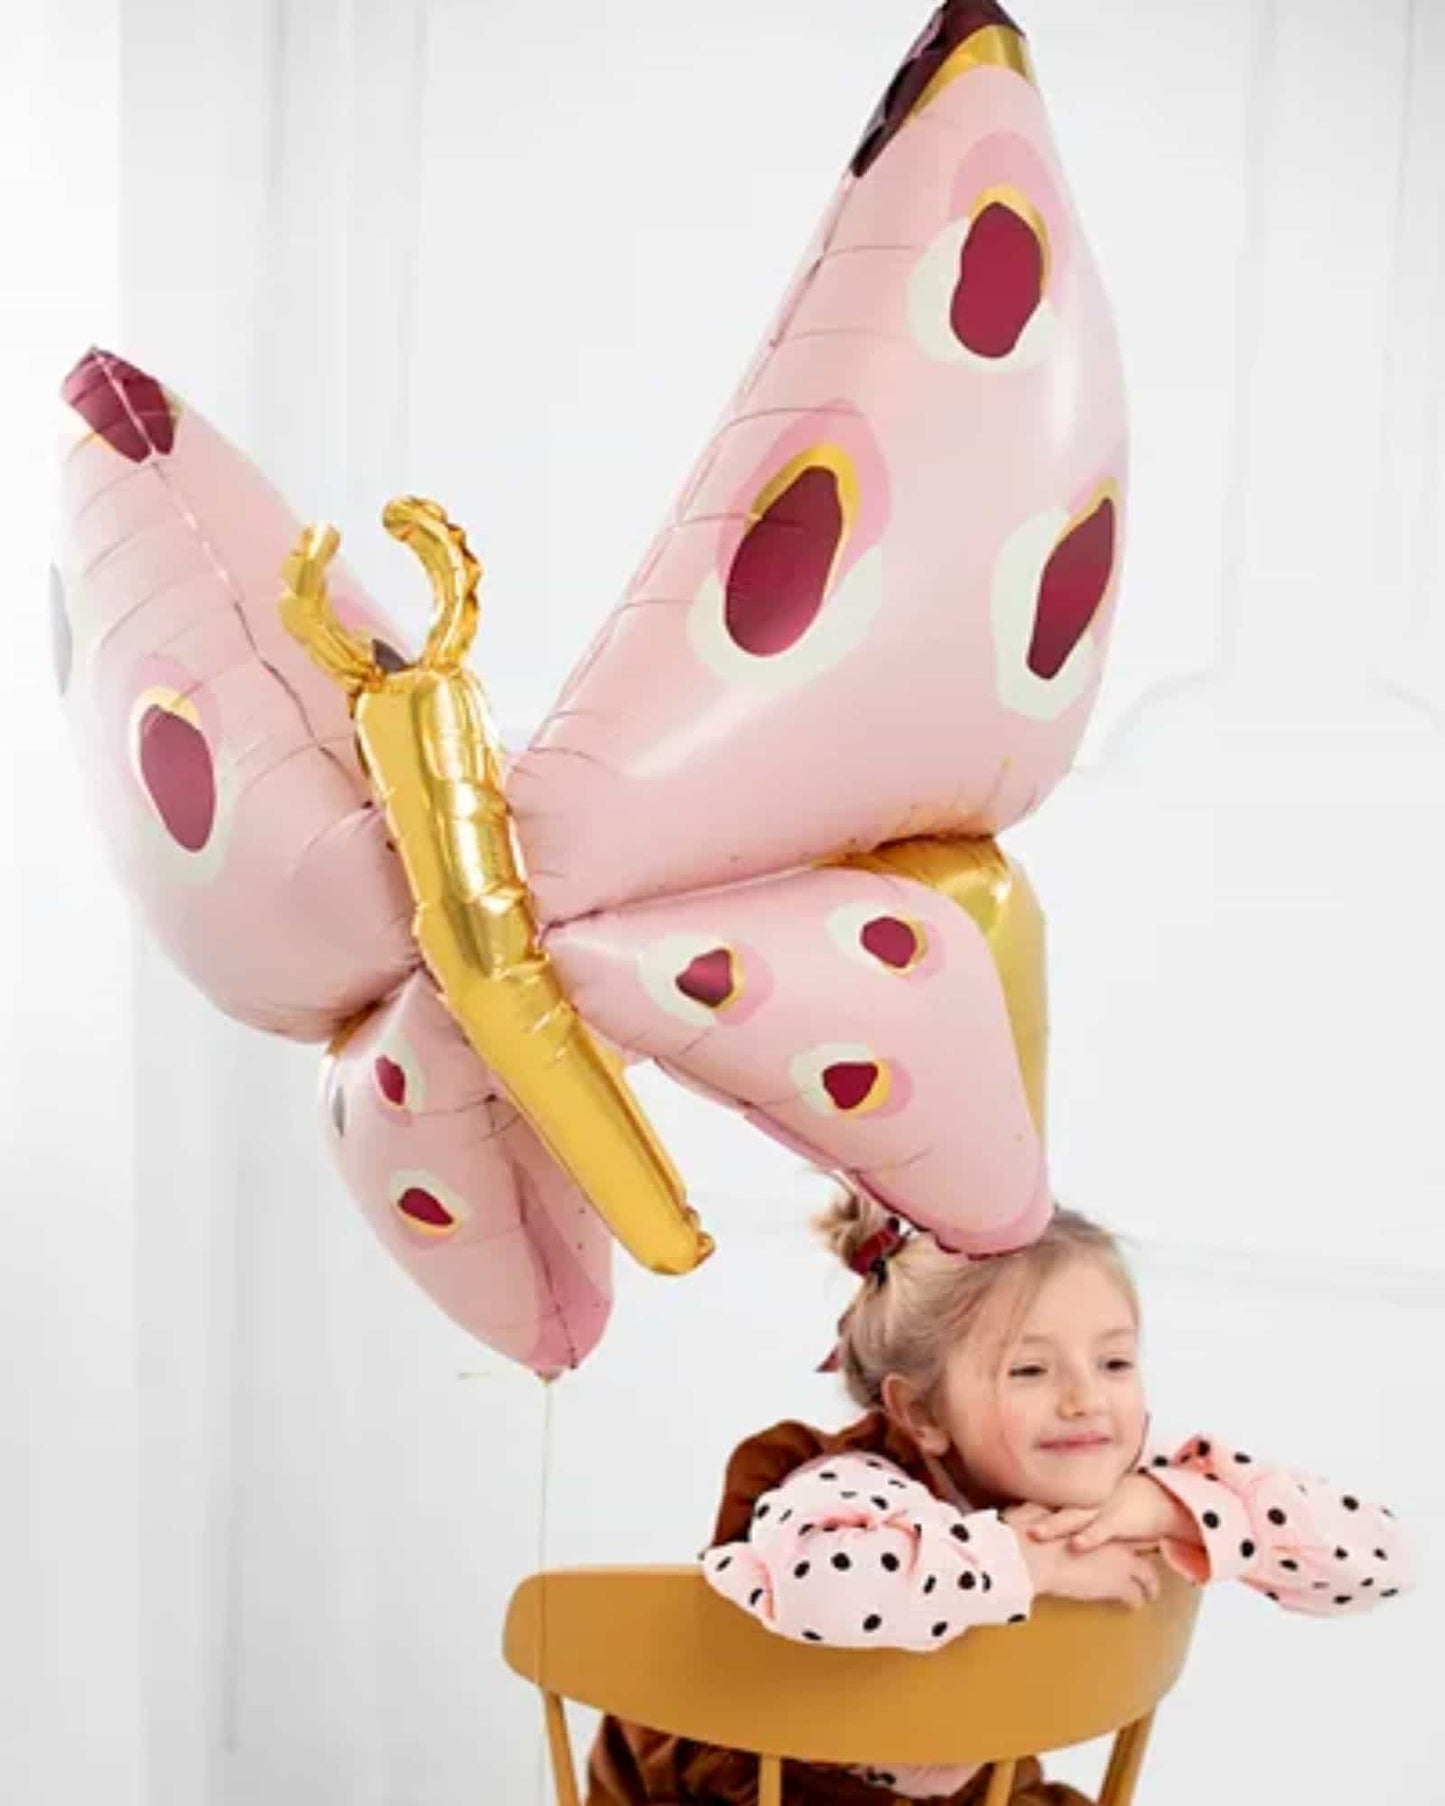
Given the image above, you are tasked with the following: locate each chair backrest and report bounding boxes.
[504,1564,1199,1780]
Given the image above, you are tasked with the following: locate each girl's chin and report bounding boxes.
[1024,1461,1129,1510]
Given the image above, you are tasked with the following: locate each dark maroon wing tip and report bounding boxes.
[60,347,177,462]
[850,1,1024,181]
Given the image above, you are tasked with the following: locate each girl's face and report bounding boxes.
[914,1257,1146,1509]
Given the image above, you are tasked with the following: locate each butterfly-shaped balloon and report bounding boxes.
[53,0,1126,1377]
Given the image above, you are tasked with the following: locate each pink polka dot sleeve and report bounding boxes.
[1144,1436,1411,1615]
[700,1452,1034,1650]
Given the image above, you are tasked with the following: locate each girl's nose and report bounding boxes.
[1060,1371,1104,1415]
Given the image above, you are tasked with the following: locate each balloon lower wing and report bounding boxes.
[325,974,614,1376]
[547,861,1049,1256]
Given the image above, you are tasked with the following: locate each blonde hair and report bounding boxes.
[816,1186,1138,1415]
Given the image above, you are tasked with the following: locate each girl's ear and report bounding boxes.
[881,1372,950,1456]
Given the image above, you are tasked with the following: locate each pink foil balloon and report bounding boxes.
[54,1,1124,1369]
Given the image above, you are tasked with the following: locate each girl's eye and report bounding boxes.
[1105,1358,1136,1373]
[1008,1364,1047,1380]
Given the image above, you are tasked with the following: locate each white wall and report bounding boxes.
[0,8,148,1805]
[3,0,1441,1802]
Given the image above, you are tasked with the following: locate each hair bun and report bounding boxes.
[814,1179,898,1272]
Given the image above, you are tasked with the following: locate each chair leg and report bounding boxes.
[1099,1712,1155,1806]
[543,1692,582,1806]
[982,1758,1018,1806]
[758,1752,783,1806]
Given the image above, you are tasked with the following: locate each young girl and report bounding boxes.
[587,1198,1410,1806]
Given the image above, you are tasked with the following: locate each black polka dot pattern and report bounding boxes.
[703,1447,1135,1651]
[1146,1437,1408,1616]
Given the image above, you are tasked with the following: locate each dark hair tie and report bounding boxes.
[848,1215,908,1282]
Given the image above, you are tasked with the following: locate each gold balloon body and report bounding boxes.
[281,499,1047,1278]
[280,498,712,1277]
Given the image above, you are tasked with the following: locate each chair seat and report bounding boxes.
[503,1564,1201,1769]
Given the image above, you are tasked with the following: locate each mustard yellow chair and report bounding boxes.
[504,1565,1201,1806]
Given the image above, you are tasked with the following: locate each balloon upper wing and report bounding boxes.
[56,349,417,1038]
[510,5,1126,925]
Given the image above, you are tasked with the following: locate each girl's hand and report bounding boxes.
[1018,1531,1163,1610]
[1023,1473,1200,1553]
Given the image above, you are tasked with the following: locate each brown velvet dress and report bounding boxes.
[585,1414,1093,1806]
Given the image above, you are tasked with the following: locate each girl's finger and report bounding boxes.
[1067,1518,1112,1553]
[1028,1507,1097,1543]
[1133,1561,1160,1603]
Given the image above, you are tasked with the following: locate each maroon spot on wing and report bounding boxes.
[951,203,1044,358]
[374,1055,407,1107]
[851,2,1021,179]
[676,948,738,1009]
[1027,498,1116,680]
[61,348,176,462]
[725,467,843,656]
[49,566,72,694]
[823,1061,882,1112]
[396,1186,456,1232]
[137,706,216,851]
[861,917,923,970]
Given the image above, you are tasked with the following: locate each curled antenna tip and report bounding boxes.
[303,522,341,564]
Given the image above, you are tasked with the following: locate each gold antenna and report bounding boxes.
[279,524,379,693]
[383,496,481,672]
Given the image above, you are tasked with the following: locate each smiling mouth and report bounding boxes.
[1038,1436,1113,1453]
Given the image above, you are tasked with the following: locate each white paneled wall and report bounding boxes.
[7,1,1442,1803]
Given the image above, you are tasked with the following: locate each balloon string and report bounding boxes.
[535,1376,557,1806]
